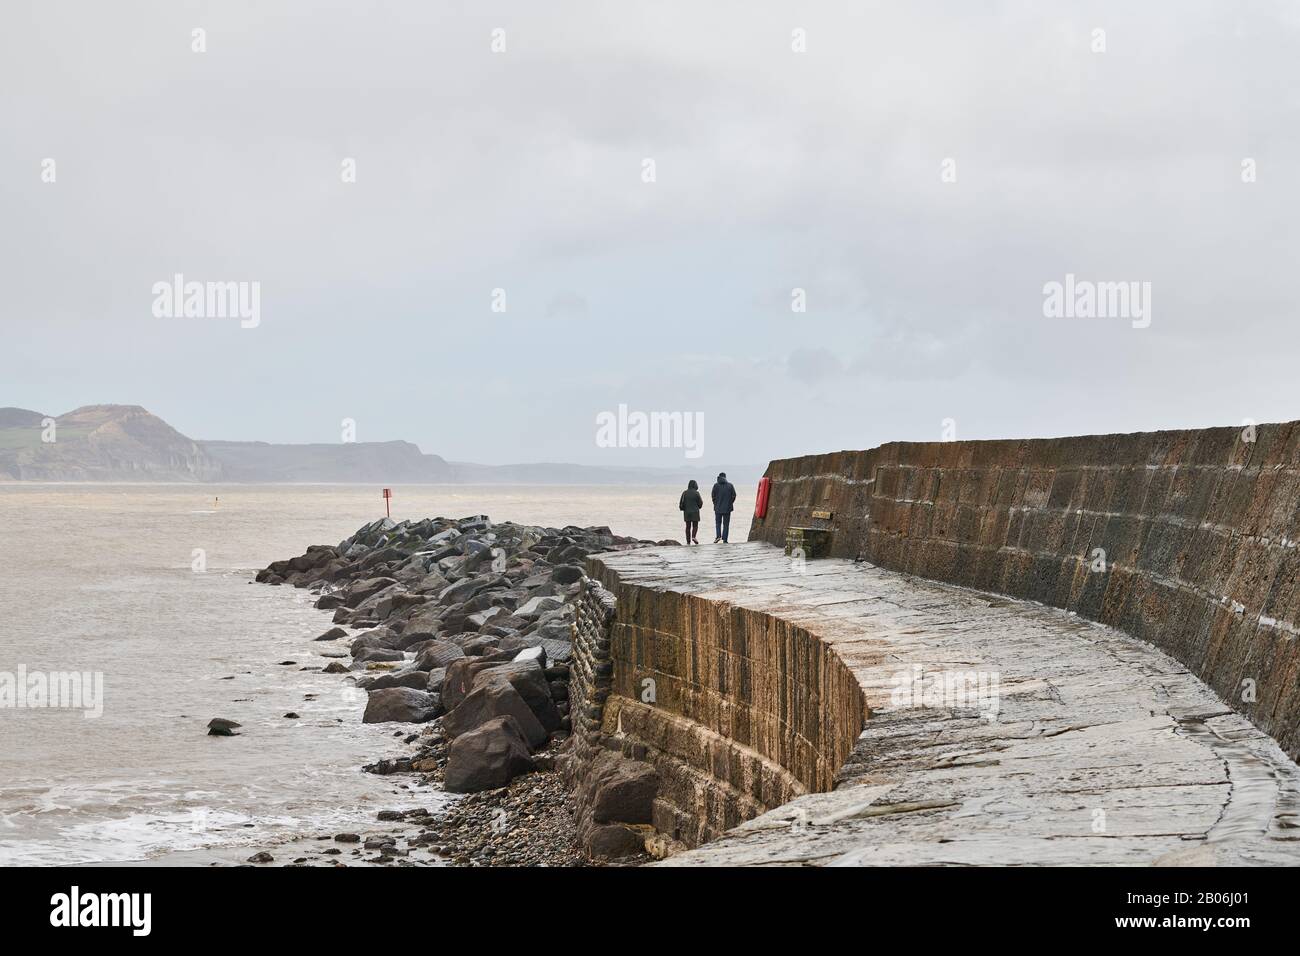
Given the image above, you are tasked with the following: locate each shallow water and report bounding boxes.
[0,483,719,865]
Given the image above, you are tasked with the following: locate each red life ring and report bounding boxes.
[754,476,771,519]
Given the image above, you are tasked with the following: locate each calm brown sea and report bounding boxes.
[0,483,743,865]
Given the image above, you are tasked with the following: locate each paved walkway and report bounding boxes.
[596,543,1300,866]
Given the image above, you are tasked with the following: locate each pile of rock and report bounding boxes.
[257,515,672,797]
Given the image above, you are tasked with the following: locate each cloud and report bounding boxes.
[2,0,1299,464]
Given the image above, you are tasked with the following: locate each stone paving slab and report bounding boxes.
[595,543,1300,866]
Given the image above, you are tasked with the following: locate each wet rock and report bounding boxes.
[474,660,560,732]
[207,718,241,736]
[357,669,430,691]
[363,757,414,775]
[584,823,646,860]
[441,657,509,711]
[353,647,405,665]
[443,716,535,793]
[412,640,465,671]
[314,626,348,641]
[345,576,398,608]
[551,565,583,585]
[362,687,439,724]
[589,755,658,824]
[443,678,547,748]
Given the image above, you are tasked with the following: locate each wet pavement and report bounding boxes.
[595,543,1300,866]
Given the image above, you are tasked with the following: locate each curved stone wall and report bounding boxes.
[750,422,1300,760]
[568,556,866,849]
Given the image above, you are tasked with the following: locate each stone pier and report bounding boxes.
[583,542,1300,865]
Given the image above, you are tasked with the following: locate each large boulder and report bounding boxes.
[551,565,583,585]
[437,576,494,606]
[357,669,431,692]
[472,660,560,732]
[588,754,659,824]
[349,628,401,654]
[345,577,398,608]
[362,687,439,723]
[352,646,405,665]
[395,629,440,652]
[514,596,562,619]
[412,571,450,593]
[412,640,465,671]
[441,656,508,711]
[441,679,546,748]
[443,716,535,793]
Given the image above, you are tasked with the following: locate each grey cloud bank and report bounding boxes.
[2,1,1298,466]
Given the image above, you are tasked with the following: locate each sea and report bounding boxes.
[0,483,733,865]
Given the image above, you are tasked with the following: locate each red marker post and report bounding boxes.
[382,487,392,518]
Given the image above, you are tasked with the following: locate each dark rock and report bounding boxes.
[473,660,560,732]
[394,629,440,652]
[437,576,494,606]
[585,823,645,859]
[442,679,546,748]
[362,687,439,724]
[353,647,405,665]
[207,718,241,736]
[441,657,509,711]
[363,757,414,775]
[412,640,465,671]
[322,661,350,674]
[357,669,430,692]
[551,564,583,585]
[460,635,500,656]
[443,716,535,793]
[589,757,658,824]
[247,851,275,864]
[314,626,348,641]
[345,576,398,608]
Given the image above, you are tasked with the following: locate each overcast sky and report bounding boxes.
[3,1,1298,467]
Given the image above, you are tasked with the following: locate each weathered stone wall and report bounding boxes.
[568,561,865,849]
[749,422,1300,760]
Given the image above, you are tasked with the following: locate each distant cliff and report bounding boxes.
[199,440,450,482]
[0,405,221,481]
[0,404,748,484]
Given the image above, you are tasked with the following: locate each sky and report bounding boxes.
[2,1,1299,467]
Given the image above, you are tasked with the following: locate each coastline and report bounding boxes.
[234,513,673,867]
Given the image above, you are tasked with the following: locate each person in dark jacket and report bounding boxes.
[678,479,703,545]
[711,472,737,543]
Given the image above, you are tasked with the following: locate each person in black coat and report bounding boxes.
[711,472,737,543]
[678,479,703,545]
